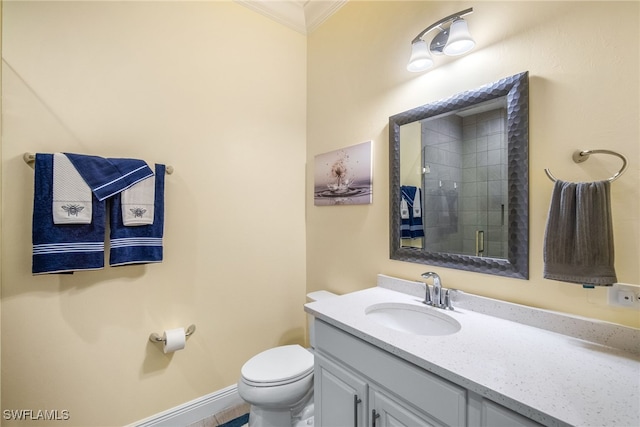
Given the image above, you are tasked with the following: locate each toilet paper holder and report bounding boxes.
[149,324,196,344]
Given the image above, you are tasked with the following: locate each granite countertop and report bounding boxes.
[304,276,640,427]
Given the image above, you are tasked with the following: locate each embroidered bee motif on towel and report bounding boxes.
[130,208,147,218]
[61,204,85,217]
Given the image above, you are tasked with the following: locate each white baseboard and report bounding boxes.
[128,384,243,427]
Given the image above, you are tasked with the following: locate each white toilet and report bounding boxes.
[237,291,337,427]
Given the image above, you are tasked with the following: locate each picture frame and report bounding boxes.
[314,141,373,206]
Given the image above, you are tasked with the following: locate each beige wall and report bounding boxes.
[0,0,3,413]
[1,1,306,425]
[307,1,640,328]
[2,0,639,425]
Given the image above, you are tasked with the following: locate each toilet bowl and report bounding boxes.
[238,291,337,427]
[238,345,314,427]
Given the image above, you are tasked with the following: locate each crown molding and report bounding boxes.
[235,0,347,35]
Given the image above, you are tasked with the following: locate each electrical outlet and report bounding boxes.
[607,283,640,309]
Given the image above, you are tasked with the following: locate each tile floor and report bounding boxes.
[186,403,250,427]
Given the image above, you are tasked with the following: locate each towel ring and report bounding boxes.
[544,149,628,183]
[23,152,174,174]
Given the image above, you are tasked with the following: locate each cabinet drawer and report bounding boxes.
[315,320,466,426]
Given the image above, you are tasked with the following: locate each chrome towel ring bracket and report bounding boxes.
[545,149,628,182]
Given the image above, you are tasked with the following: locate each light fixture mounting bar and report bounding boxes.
[411,7,473,44]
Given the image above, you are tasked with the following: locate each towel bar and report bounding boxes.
[23,152,174,174]
[149,324,196,343]
[544,149,628,183]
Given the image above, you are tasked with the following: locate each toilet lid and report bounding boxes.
[241,345,313,384]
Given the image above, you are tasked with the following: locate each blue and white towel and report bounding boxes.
[109,164,165,266]
[52,153,92,224]
[32,154,106,274]
[64,153,154,201]
[400,186,424,239]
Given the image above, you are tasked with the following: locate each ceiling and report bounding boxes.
[235,0,347,34]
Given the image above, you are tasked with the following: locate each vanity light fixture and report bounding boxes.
[407,8,475,72]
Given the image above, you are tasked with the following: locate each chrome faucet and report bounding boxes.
[421,271,443,308]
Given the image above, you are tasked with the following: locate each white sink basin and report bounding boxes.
[365,302,461,336]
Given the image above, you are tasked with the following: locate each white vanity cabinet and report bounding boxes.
[314,319,543,427]
[315,354,440,427]
[307,282,640,426]
[314,319,466,426]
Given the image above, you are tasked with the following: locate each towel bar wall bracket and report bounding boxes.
[149,324,196,344]
[544,149,628,182]
[23,152,174,174]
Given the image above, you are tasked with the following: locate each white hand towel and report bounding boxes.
[413,188,422,217]
[400,199,410,219]
[121,173,155,226]
[53,153,92,224]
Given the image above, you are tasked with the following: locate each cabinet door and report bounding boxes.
[467,392,542,427]
[481,401,542,427]
[315,354,368,427]
[370,388,443,427]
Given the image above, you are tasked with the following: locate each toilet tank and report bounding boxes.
[306,291,337,348]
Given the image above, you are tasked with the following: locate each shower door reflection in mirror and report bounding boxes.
[400,98,508,258]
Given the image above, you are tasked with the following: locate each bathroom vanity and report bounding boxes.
[305,275,640,427]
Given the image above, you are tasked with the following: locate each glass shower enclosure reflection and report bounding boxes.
[400,98,508,258]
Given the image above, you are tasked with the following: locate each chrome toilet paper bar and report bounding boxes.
[149,324,196,344]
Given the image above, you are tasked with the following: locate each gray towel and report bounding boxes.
[543,180,617,286]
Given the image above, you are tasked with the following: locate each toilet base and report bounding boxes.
[247,390,313,427]
[294,403,314,427]
[247,406,291,427]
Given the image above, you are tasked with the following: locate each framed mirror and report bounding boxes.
[389,72,529,279]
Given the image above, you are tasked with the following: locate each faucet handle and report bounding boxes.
[422,283,433,306]
[444,289,455,310]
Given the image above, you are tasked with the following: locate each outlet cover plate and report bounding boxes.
[607,283,640,309]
